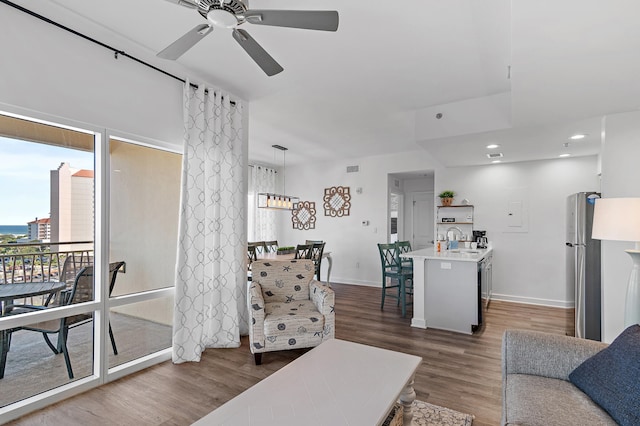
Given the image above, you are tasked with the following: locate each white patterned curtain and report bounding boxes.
[173,80,248,363]
[249,165,277,241]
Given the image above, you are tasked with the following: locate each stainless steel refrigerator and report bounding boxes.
[566,192,601,340]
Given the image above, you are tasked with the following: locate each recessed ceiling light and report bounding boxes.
[559,153,571,158]
[491,160,502,164]
[570,134,587,140]
[486,144,500,149]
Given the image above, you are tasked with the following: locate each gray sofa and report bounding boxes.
[501,329,616,426]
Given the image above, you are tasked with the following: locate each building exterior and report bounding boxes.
[27,217,51,242]
[50,162,94,244]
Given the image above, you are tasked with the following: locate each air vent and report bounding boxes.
[346,165,359,173]
[486,152,504,159]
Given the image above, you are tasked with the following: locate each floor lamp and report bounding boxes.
[592,197,640,327]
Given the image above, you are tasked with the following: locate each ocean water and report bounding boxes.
[0,225,28,235]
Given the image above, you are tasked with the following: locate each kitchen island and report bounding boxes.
[401,245,493,334]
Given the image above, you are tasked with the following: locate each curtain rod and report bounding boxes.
[1,0,233,102]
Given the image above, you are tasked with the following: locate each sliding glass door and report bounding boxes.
[0,112,179,421]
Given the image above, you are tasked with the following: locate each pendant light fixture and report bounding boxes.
[257,145,299,210]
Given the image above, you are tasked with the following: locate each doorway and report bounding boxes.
[388,172,435,249]
[411,192,435,249]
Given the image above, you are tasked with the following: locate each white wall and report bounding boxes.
[0,4,246,321]
[600,111,640,342]
[437,156,600,307]
[277,148,599,309]
[0,3,183,147]
[278,149,441,286]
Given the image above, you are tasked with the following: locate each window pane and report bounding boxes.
[108,296,173,368]
[0,115,96,408]
[109,139,180,295]
[0,314,94,407]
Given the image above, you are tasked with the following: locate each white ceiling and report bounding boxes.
[12,0,640,168]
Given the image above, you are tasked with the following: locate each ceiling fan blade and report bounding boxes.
[157,24,213,60]
[245,10,339,31]
[232,29,284,76]
[162,0,199,9]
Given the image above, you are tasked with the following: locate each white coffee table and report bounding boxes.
[193,339,422,425]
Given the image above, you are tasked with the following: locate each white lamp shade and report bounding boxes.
[592,198,640,242]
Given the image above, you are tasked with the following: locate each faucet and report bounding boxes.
[445,226,463,241]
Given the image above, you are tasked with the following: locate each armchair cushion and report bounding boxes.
[263,300,324,343]
[569,324,640,426]
[254,259,314,303]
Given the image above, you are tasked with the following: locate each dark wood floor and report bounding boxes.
[9,283,573,426]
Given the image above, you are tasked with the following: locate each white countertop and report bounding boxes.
[401,245,492,262]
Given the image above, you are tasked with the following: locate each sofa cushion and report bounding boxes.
[569,324,640,426]
[505,374,617,426]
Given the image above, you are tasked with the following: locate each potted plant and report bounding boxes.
[438,190,455,206]
[277,246,295,255]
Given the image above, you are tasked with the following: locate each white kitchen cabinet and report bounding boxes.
[425,258,479,334]
[402,246,493,335]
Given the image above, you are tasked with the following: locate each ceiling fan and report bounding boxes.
[158,0,339,76]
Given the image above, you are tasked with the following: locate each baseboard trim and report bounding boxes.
[330,277,380,287]
[411,318,427,329]
[330,283,575,309]
[491,293,574,309]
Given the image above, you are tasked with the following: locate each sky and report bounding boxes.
[0,137,94,225]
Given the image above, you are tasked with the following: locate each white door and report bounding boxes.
[412,192,434,249]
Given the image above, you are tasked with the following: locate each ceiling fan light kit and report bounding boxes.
[207,9,238,28]
[160,0,339,76]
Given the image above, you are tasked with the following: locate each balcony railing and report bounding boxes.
[0,241,93,284]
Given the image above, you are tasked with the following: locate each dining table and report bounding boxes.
[257,251,333,285]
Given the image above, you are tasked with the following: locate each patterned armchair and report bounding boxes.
[248,259,335,365]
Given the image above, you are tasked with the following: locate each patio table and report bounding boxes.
[0,282,67,315]
[0,281,68,379]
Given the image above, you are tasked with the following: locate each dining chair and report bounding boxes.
[396,241,414,271]
[249,241,267,255]
[294,244,313,260]
[377,243,413,318]
[264,240,278,253]
[1,265,95,379]
[310,242,326,282]
[247,245,258,281]
[395,241,414,298]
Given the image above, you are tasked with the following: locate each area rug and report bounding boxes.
[410,400,474,426]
